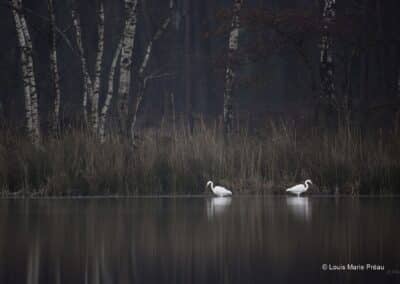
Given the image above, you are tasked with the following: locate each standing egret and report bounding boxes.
[206,181,232,197]
[286,179,312,197]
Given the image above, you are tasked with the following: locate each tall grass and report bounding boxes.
[1,121,400,196]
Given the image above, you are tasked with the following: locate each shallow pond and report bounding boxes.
[0,196,399,284]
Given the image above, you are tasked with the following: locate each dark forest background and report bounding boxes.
[1,0,400,131]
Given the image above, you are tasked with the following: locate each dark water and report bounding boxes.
[0,196,399,284]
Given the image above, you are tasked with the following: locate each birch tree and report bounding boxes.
[48,0,61,134]
[223,0,243,134]
[118,0,139,134]
[19,3,40,142]
[184,0,193,133]
[10,0,40,145]
[318,0,336,126]
[71,1,104,133]
[99,42,122,142]
[130,0,174,141]
[11,1,32,138]
[71,3,92,124]
[91,2,105,133]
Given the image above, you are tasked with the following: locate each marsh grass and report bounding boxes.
[1,121,400,196]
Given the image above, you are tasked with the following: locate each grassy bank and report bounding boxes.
[1,122,400,196]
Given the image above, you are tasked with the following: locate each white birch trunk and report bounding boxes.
[11,1,33,140]
[91,2,105,133]
[118,0,139,133]
[19,5,40,143]
[48,0,61,134]
[130,0,174,141]
[99,42,122,142]
[11,0,40,144]
[71,4,93,124]
[223,0,243,134]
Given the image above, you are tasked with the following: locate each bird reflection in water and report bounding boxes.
[207,197,232,219]
[286,197,311,221]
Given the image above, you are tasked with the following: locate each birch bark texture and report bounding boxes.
[19,3,40,142]
[72,1,106,134]
[48,0,61,134]
[10,0,40,145]
[92,2,105,133]
[71,3,93,124]
[99,42,122,142]
[223,0,243,134]
[118,0,139,134]
[319,0,336,125]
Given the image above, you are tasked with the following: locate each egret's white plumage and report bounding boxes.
[286,179,312,197]
[206,181,232,197]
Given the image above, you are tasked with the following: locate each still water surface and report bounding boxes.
[0,196,399,284]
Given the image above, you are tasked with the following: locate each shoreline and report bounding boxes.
[1,193,400,200]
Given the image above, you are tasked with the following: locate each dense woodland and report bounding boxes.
[1,0,400,195]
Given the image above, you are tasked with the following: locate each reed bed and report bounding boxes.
[1,122,399,196]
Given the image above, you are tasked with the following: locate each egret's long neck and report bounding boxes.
[305,182,310,190]
[210,182,214,191]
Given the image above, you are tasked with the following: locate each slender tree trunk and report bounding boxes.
[170,92,176,137]
[130,81,144,142]
[223,0,243,134]
[184,0,193,132]
[117,0,139,134]
[11,0,33,140]
[342,48,356,126]
[48,0,61,134]
[99,42,122,143]
[19,4,40,142]
[318,0,336,127]
[129,0,174,142]
[91,2,105,133]
[11,0,40,145]
[71,3,93,124]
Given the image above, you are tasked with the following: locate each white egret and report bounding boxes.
[206,181,232,197]
[286,179,312,197]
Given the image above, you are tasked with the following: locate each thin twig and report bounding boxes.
[0,1,75,52]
